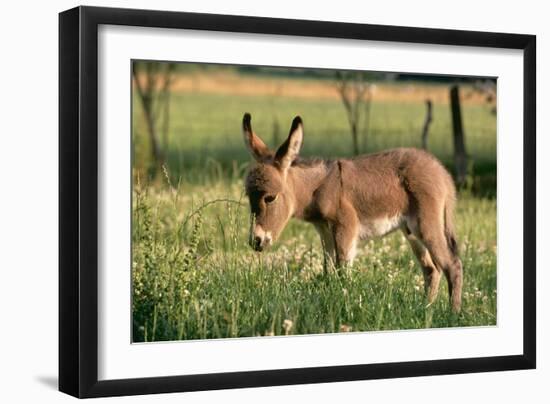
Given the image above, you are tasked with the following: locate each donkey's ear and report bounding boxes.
[242,113,271,162]
[275,116,303,170]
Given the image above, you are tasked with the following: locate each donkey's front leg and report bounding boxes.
[314,222,336,274]
[333,199,360,269]
[333,224,359,269]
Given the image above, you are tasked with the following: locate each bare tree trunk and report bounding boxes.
[144,104,163,166]
[348,120,359,156]
[421,99,433,150]
[132,63,164,170]
[161,87,171,152]
[450,85,468,186]
[132,62,176,178]
[362,88,373,153]
[336,72,370,156]
[155,63,175,151]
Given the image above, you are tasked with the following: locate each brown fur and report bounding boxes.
[243,114,463,312]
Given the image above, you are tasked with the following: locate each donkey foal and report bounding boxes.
[242,113,463,312]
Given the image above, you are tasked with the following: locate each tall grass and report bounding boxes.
[132,178,496,342]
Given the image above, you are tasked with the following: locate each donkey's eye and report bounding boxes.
[264,194,278,204]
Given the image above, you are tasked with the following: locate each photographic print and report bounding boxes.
[59,7,536,397]
[131,61,497,343]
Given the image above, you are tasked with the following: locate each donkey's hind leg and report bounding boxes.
[416,205,463,312]
[402,227,442,305]
[445,256,463,312]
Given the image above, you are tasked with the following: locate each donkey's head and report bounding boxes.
[242,113,303,251]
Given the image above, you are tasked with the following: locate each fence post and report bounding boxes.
[450,85,468,186]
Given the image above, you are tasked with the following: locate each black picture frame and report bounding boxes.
[59,5,536,398]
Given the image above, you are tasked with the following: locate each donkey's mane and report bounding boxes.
[291,156,333,168]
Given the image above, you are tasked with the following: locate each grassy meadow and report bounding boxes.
[131,67,497,342]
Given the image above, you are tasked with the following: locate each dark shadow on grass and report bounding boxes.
[146,146,497,198]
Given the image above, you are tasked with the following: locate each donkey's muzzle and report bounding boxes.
[249,224,272,252]
[251,236,264,252]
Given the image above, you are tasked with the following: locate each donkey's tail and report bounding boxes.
[444,193,459,256]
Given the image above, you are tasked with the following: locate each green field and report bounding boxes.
[132,83,497,342]
[133,91,496,196]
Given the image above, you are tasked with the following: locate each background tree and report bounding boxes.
[132,61,176,176]
[336,71,373,155]
[469,79,497,115]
